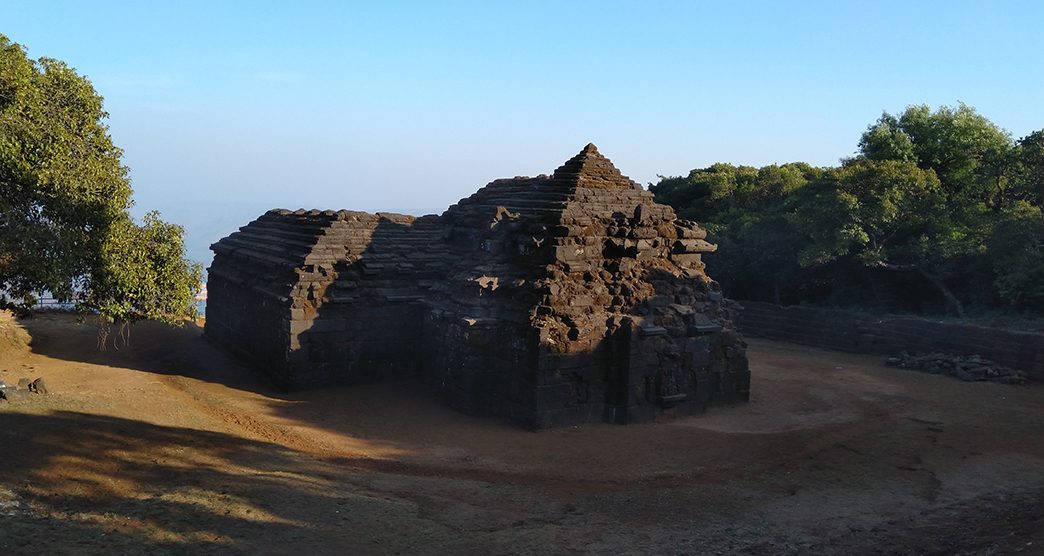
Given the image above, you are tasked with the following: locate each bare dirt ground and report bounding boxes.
[1,313,1042,555]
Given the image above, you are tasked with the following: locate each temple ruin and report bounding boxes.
[206,144,749,428]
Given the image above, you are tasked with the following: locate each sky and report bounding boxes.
[4,0,1044,264]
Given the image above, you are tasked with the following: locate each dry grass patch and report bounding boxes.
[0,310,31,359]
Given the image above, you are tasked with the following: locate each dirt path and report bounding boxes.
[1,314,1042,554]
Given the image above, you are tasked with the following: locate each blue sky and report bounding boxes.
[5,1,1044,263]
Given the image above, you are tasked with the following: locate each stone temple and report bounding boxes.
[206,144,749,428]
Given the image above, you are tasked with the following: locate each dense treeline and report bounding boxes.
[651,104,1044,317]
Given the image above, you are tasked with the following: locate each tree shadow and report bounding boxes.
[0,410,445,554]
[18,313,286,398]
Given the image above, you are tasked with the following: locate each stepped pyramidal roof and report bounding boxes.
[550,143,639,188]
[206,144,749,428]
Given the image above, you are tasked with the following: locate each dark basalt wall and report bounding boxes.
[736,301,1044,381]
[206,145,750,428]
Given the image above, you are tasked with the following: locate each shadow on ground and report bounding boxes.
[0,411,435,554]
[13,314,809,482]
[19,314,278,397]
[7,315,1044,554]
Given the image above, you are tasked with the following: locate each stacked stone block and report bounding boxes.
[207,144,749,427]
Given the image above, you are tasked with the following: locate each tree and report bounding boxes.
[1,34,132,306]
[858,113,915,163]
[0,34,199,343]
[1016,130,1044,206]
[653,103,1036,318]
[651,163,817,303]
[790,159,971,315]
[87,212,203,348]
[650,163,759,222]
[989,203,1044,311]
[852,105,1028,315]
[860,104,1016,210]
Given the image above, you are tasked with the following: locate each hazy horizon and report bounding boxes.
[6,0,1044,266]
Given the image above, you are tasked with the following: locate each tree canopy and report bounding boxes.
[651,104,1044,316]
[0,34,200,337]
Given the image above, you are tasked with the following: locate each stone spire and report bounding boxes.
[551,143,638,188]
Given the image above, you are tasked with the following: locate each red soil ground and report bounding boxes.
[1,313,1042,555]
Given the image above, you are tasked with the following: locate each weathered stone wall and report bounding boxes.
[208,210,441,388]
[736,301,1044,380]
[207,144,750,427]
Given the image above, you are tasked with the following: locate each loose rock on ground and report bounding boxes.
[886,351,1028,383]
[0,377,50,402]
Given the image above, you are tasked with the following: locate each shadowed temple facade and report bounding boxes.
[206,145,749,428]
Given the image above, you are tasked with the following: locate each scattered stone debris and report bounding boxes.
[886,352,1027,384]
[206,144,750,428]
[28,377,47,395]
[0,376,50,402]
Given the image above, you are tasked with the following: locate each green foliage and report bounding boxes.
[989,203,1044,310]
[653,103,1044,317]
[793,159,943,269]
[1,35,132,304]
[1017,130,1044,206]
[861,104,1015,210]
[858,114,915,163]
[88,212,203,325]
[0,34,199,332]
[650,163,819,302]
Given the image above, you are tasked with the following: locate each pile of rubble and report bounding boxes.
[0,377,48,403]
[886,352,1027,384]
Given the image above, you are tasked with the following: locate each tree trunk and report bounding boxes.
[869,276,886,306]
[916,267,966,318]
[875,261,966,318]
[96,316,110,351]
